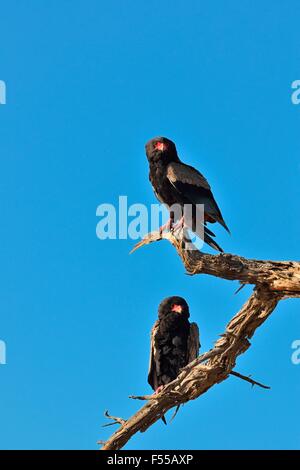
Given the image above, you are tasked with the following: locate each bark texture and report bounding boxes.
[100,231,299,450]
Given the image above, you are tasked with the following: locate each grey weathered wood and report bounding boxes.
[100,232,299,450]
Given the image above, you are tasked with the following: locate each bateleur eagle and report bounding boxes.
[145,136,230,252]
[148,296,200,393]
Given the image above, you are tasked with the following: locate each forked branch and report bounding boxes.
[100,231,299,450]
[131,231,300,294]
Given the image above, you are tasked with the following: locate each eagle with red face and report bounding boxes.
[148,296,200,394]
[145,136,230,252]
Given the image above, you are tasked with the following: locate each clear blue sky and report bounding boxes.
[0,1,299,450]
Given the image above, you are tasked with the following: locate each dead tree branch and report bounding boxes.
[131,231,300,294]
[102,410,127,428]
[100,232,299,450]
[229,370,270,389]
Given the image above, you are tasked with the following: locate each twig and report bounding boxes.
[230,370,270,389]
[102,410,126,427]
[129,394,157,401]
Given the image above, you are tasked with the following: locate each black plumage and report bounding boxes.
[148,296,200,393]
[145,136,230,252]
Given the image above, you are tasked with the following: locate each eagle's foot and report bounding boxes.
[159,218,173,235]
[154,385,165,395]
[172,216,185,233]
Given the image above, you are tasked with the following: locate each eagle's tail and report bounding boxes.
[185,215,224,252]
[204,229,224,252]
[170,404,181,422]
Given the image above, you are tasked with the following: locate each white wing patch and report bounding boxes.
[167,162,211,191]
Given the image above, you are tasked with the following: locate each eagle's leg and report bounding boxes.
[154,385,165,395]
[172,216,185,232]
[159,211,175,235]
[159,219,172,234]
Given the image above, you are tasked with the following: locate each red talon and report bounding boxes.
[159,218,173,234]
[172,216,185,232]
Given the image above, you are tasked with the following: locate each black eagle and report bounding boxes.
[148,296,200,422]
[145,136,230,252]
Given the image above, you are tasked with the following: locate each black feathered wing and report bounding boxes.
[166,162,230,233]
[187,323,200,363]
[148,321,167,425]
[169,322,200,424]
[148,321,160,391]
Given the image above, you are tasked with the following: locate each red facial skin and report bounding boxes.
[171,304,183,313]
[155,142,166,151]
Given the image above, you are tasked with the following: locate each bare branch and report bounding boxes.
[102,410,126,428]
[101,288,279,450]
[131,231,300,294]
[99,233,298,450]
[229,370,270,389]
[129,394,157,401]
